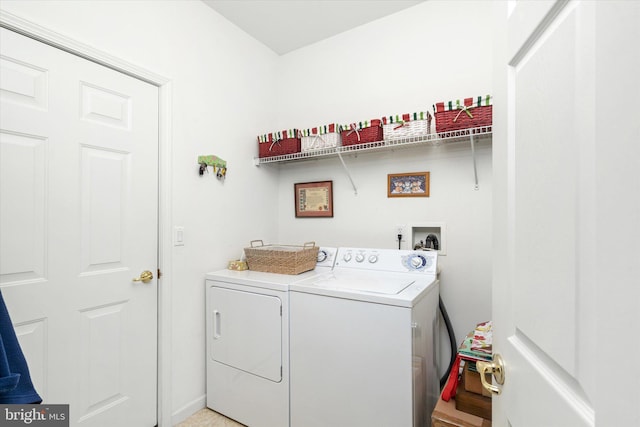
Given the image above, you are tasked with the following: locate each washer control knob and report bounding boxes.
[317,250,328,263]
[342,253,352,262]
[409,254,427,269]
[368,254,378,264]
[355,253,365,263]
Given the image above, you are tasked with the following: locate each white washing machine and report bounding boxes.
[289,247,439,427]
[205,248,337,427]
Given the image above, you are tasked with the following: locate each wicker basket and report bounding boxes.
[244,240,319,275]
[340,119,384,147]
[257,129,301,158]
[433,96,492,133]
[301,124,341,152]
[382,112,432,140]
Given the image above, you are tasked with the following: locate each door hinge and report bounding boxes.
[157,268,162,279]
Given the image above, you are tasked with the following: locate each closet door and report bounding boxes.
[0,28,158,426]
[492,1,639,425]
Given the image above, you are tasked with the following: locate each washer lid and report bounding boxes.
[296,270,415,295]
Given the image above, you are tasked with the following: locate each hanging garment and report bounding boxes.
[0,291,42,403]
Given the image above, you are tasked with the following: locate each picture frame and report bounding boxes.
[295,180,334,217]
[387,172,430,197]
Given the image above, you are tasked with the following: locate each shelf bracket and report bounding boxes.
[470,133,479,190]
[336,151,358,195]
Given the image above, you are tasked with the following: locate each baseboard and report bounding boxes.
[172,394,206,426]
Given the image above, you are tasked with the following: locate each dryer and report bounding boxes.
[205,248,336,427]
[289,247,439,427]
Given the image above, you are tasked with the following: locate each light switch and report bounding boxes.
[174,226,185,246]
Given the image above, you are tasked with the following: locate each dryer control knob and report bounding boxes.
[343,253,352,262]
[317,250,328,263]
[355,253,365,263]
[368,254,378,263]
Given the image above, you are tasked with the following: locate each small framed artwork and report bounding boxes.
[388,172,430,197]
[295,180,334,217]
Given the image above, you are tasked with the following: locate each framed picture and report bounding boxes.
[295,181,334,217]
[387,172,430,197]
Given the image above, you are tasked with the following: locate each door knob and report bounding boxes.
[476,353,505,395]
[133,270,154,283]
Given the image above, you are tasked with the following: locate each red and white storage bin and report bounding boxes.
[339,119,383,147]
[300,124,341,152]
[257,129,301,158]
[381,112,432,141]
[433,95,492,133]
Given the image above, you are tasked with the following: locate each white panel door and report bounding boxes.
[493,1,640,425]
[209,286,282,382]
[0,28,158,426]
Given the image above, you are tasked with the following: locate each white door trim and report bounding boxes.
[0,10,173,427]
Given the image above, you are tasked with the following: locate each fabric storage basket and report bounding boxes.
[244,240,319,275]
[382,111,432,140]
[339,119,384,147]
[300,123,341,152]
[433,95,492,133]
[257,129,301,158]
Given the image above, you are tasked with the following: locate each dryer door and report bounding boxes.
[208,286,282,382]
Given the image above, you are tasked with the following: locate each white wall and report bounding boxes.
[0,0,280,423]
[274,0,494,376]
[1,0,495,422]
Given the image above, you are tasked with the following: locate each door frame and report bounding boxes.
[0,10,174,427]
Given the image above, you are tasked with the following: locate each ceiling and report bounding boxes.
[202,0,425,55]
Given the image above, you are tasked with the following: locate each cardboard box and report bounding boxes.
[464,362,493,397]
[432,394,491,427]
[456,373,492,420]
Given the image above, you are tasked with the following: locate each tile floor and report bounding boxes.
[177,408,245,427]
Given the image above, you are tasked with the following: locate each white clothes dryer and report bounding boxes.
[205,248,336,427]
[289,247,439,427]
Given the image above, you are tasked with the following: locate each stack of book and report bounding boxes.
[458,320,492,362]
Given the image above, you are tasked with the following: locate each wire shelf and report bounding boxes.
[254,125,492,165]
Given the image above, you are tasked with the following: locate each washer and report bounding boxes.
[289,247,439,427]
[205,248,337,427]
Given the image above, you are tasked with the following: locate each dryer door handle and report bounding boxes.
[213,310,221,339]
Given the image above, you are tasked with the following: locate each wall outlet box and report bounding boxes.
[409,222,446,255]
